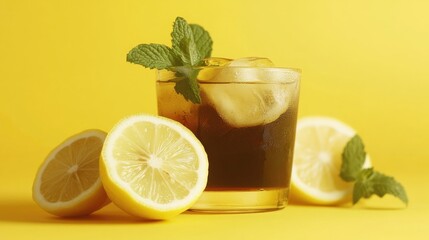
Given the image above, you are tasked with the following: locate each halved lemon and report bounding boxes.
[32,129,109,217]
[290,117,371,205]
[100,114,208,220]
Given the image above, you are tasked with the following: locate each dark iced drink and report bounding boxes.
[157,58,300,212]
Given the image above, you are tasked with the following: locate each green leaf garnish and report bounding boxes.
[340,135,367,182]
[126,16,212,104]
[171,17,200,66]
[189,24,213,60]
[340,135,409,206]
[126,44,180,69]
[353,168,408,205]
[174,66,201,104]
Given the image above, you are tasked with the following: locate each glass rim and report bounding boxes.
[159,65,301,72]
[157,66,301,84]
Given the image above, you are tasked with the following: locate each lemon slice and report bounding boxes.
[290,117,371,205]
[100,114,208,219]
[201,58,300,128]
[32,129,109,217]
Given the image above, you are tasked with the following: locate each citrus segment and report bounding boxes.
[32,129,109,217]
[291,117,371,205]
[100,114,208,219]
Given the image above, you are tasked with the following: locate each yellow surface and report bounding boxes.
[1,0,428,239]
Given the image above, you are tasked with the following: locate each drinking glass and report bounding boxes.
[156,60,301,212]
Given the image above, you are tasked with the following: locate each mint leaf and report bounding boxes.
[171,17,200,66]
[174,66,201,103]
[353,168,408,205]
[126,17,213,104]
[190,24,213,59]
[339,133,409,206]
[169,17,213,104]
[126,44,180,69]
[340,135,366,182]
[178,37,201,66]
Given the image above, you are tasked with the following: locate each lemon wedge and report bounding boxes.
[100,114,208,219]
[290,117,371,205]
[32,129,109,217]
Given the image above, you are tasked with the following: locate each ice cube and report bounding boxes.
[199,57,275,82]
[204,57,232,67]
[228,57,274,67]
[198,58,233,81]
[209,57,275,82]
[201,82,294,127]
[261,68,301,83]
[199,57,299,127]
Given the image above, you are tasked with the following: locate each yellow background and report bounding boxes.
[1,0,428,239]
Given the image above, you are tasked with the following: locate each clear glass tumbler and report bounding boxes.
[156,62,301,212]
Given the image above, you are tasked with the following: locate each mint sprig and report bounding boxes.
[126,17,213,104]
[340,135,409,205]
[189,24,213,61]
[340,135,367,181]
[353,168,408,205]
[171,18,200,66]
[126,44,180,69]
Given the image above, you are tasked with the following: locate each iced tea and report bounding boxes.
[157,59,300,212]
